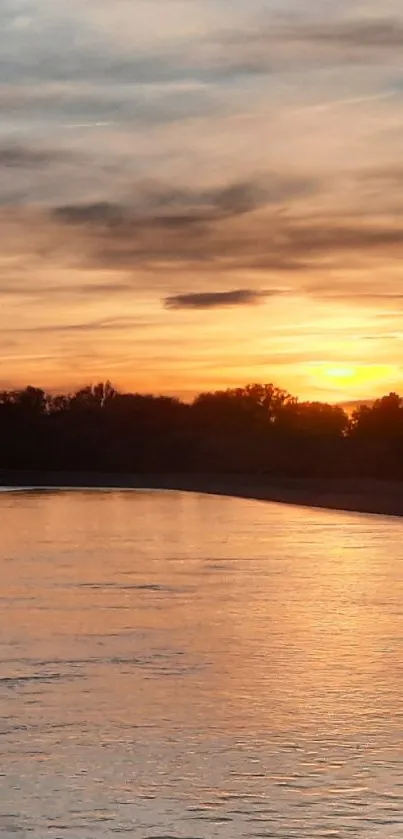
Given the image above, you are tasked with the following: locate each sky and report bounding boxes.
[1,0,403,403]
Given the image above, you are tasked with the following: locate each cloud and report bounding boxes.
[54,201,126,227]
[0,143,74,169]
[0,139,96,207]
[0,172,396,288]
[304,276,403,305]
[360,165,403,189]
[45,174,321,272]
[295,18,403,50]
[163,289,275,309]
[220,16,403,75]
[285,221,403,255]
[4,9,401,98]
[0,80,224,132]
[0,315,153,335]
[0,279,135,301]
[50,199,403,276]
[53,176,312,228]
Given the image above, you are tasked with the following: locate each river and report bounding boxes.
[0,489,402,837]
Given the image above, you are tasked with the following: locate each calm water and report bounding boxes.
[0,489,402,838]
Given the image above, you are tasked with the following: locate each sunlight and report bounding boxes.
[308,363,400,397]
[320,365,357,380]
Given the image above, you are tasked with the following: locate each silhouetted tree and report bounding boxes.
[351,393,403,438]
[278,401,349,437]
[1,379,403,478]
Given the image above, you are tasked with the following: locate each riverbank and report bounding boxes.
[1,471,403,517]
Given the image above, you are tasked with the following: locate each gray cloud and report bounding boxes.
[51,175,316,246]
[296,18,403,50]
[51,203,403,276]
[0,143,71,169]
[3,13,400,98]
[53,177,310,229]
[0,81,223,130]
[54,201,127,227]
[4,171,403,292]
[164,289,275,309]
[221,16,403,74]
[46,177,315,274]
[0,37,201,87]
[0,140,94,207]
[53,173,319,227]
[283,223,403,255]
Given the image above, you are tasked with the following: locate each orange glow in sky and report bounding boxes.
[306,363,402,402]
[1,2,403,402]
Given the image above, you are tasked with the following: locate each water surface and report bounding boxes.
[0,489,402,837]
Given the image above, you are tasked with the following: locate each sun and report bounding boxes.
[320,365,357,380]
[308,363,400,398]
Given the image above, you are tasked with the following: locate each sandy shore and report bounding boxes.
[1,471,403,517]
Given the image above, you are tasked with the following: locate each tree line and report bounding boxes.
[1,381,403,478]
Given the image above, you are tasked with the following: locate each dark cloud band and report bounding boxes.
[164,289,274,310]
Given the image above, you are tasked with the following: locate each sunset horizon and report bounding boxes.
[0,367,401,408]
[2,1,403,408]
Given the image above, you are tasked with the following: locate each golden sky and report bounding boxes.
[1,0,403,402]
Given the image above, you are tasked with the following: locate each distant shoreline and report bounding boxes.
[1,471,403,518]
